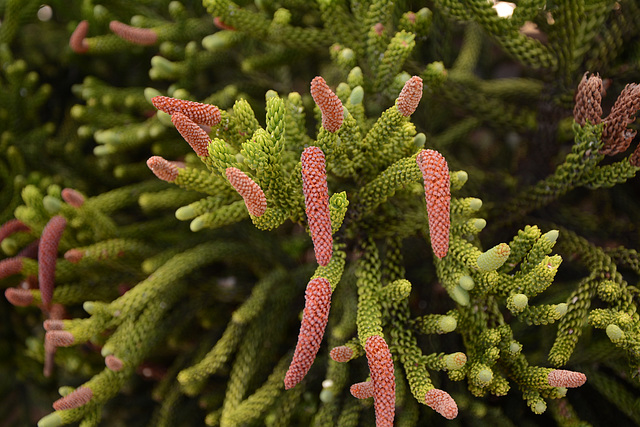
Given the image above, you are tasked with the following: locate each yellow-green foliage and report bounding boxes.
[1,1,640,426]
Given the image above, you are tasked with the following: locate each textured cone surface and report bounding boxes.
[601,83,640,155]
[0,219,30,242]
[5,288,33,306]
[284,277,332,389]
[152,96,221,126]
[225,167,267,217]
[301,146,333,266]
[46,331,75,347]
[147,156,180,182]
[310,76,344,132]
[417,149,450,258]
[52,387,93,411]
[396,76,423,116]
[171,112,211,157]
[548,369,587,388]
[365,335,395,427]
[425,388,458,419]
[329,345,353,362]
[350,380,374,399]
[573,73,602,125]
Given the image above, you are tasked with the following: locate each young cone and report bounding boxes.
[396,76,423,116]
[310,76,344,132]
[152,96,222,127]
[329,345,353,362]
[548,369,587,388]
[69,20,89,53]
[573,73,602,125]
[416,149,451,258]
[225,167,268,217]
[301,146,333,266]
[425,388,458,419]
[365,335,395,427]
[350,380,374,399]
[109,20,158,45]
[52,387,93,411]
[284,277,332,389]
[171,112,211,157]
[38,216,67,306]
[147,156,181,182]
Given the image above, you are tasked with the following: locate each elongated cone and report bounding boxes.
[171,112,211,157]
[52,387,93,411]
[39,216,66,306]
[152,96,222,127]
[0,219,30,242]
[365,335,395,427]
[225,167,267,217]
[416,149,450,258]
[69,20,89,53]
[301,146,333,266]
[310,76,343,132]
[109,20,158,45]
[284,277,332,389]
[548,369,586,388]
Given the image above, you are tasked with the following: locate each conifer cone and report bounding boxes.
[301,146,333,266]
[310,76,344,132]
[365,335,395,427]
[573,73,602,126]
[152,96,222,127]
[69,20,89,53]
[601,83,640,156]
[171,112,212,157]
[225,167,268,217]
[109,21,158,45]
[146,156,181,182]
[52,387,93,411]
[38,216,66,307]
[416,149,451,259]
[284,277,332,389]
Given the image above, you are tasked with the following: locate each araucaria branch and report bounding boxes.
[2,1,640,426]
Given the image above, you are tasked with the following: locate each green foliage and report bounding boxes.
[2,1,640,426]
